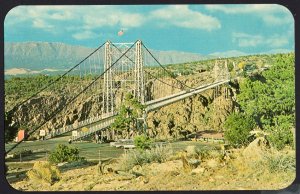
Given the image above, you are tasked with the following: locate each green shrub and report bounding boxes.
[264,153,295,173]
[11,149,33,158]
[134,135,152,150]
[149,145,173,163]
[48,144,84,164]
[195,146,221,161]
[224,113,256,147]
[4,112,19,143]
[27,161,61,185]
[118,145,173,171]
[267,127,294,150]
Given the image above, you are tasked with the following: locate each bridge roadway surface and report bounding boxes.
[46,79,230,141]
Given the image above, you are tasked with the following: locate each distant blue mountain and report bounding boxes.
[4,41,207,75]
[4,41,293,76]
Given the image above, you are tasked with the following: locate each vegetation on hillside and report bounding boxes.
[4,53,275,106]
[4,53,294,148]
[5,53,295,191]
[224,113,256,147]
[5,74,95,110]
[224,53,295,149]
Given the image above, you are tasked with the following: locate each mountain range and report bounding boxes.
[4,41,293,76]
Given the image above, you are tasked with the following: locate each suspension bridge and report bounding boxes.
[6,40,230,154]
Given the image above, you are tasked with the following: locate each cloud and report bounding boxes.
[5,6,78,34]
[205,4,293,26]
[232,32,263,47]
[266,35,289,47]
[83,11,145,29]
[262,14,287,25]
[10,6,77,21]
[205,4,282,14]
[150,5,221,31]
[5,5,222,42]
[5,5,146,37]
[32,19,54,29]
[72,30,98,40]
[232,32,289,48]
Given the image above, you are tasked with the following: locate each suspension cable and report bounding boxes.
[141,43,198,90]
[5,40,138,155]
[111,43,183,90]
[7,42,107,114]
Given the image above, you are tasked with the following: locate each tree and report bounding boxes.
[134,135,152,150]
[111,93,145,133]
[5,112,19,144]
[4,112,19,175]
[237,61,246,70]
[236,53,295,149]
[224,113,256,147]
[266,115,294,150]
[48,144,84,164]
[228,62,234,72]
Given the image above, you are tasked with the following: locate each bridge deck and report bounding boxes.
[48,79,230,141]
[146,80,230,111]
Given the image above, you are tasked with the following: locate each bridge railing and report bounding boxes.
[71,117,115,141]
[46,111,117,139]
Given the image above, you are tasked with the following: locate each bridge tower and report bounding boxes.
[213,59,230,82]
[134,40,145,104]
[102,40,146,115]
[103,41,114,115]
[213,59,230,131]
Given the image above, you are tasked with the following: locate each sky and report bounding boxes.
[4,4,295,55]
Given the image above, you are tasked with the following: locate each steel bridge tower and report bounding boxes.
[213,59,230,82]
[134,40,145,104]
[102,40,145,115]
[103,41,114,115]
[213,59,230,131]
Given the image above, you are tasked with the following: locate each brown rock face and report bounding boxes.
[10,93,103,139]
[146,85,235,140]
[8,72,237,140]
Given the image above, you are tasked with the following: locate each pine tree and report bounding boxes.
[111,93,145,133]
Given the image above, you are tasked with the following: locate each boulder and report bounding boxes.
[242,137,268,160]
[191,167,205,174]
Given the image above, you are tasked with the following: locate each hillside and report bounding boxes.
[4,53,286,140]
[5,53,295,191]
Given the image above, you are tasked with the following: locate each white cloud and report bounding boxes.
[205,4,282,14]
[266,35,289,47]
[5,5,146,36]
[5,6,78,33]
[232,32,289,48]
[205,4,293,26]
[22,6,77,21]
[232,32,263,47]
[151,5,221,31]
[5,5,222,42]
[32,19,54,29]
[83,11,145,29]
[49,10,74,20]
[72,30,98,40]
[262,15,283,25]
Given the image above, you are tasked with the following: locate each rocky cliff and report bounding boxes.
[146,86,235,140]
[7,70,238,140]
